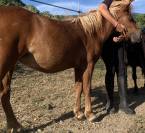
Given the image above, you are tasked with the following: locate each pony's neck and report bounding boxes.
[100,18,114,44]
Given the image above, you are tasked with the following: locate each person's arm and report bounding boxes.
[98,3,127,35]
[98,3,118,27]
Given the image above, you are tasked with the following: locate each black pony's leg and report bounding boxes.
[116,45,135,114]
[141,37,145,87]
[132,66,138,93]
[105,64,116,113]
[139,51,145,88]
[141,66,145,88]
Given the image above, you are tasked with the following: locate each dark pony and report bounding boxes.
[102,29,144,114]
[126,32,145,92]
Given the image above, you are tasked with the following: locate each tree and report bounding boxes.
[0,0,25,6]
[24,5,39,13]
[134,14,145,28]
[0,0,40,13]
[41,11,51,17]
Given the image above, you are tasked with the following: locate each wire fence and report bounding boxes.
[30,0,82,15]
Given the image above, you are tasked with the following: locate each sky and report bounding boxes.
[22,0,145,15]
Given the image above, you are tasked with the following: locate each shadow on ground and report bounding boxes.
[1,86,145,132]
[91,86,145,113]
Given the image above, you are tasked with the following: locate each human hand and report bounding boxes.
[113,35,125,42]
[115,23,128,36]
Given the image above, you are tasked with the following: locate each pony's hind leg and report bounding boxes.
[0,70,22,132]
[73,68,84,120]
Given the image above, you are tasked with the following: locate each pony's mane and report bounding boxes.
[109,0,132,18]
[72,0,131,36]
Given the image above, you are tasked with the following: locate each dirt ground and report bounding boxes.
[1,60,145,133]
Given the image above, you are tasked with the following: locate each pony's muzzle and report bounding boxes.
[130,30,142,44]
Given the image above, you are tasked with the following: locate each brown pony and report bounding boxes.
[0,0,141,132]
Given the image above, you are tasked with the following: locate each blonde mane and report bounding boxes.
[109,0,131,19]
[73,0,131,36]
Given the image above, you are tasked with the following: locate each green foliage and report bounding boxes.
[24,5,39,13]
[134,14,145,28]
[40,11,65,20]
[55,15,65,20]
[0,0,25,6]
[0,0,40,13]
[41,11,51,16]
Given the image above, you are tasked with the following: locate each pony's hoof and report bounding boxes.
[74,111,85,120]
[86,113,97,122]
[107,107,116,114]
[7,127,23,133]
[119,107,135,115]
[7,123,23,133]
[106,103,116,114]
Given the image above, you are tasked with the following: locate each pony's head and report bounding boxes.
[74,0,141,43]
[110,0,141,43]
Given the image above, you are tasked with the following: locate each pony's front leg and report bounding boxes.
[73,68,85,120]
[117,46,135,114]
[83,61,97,122]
